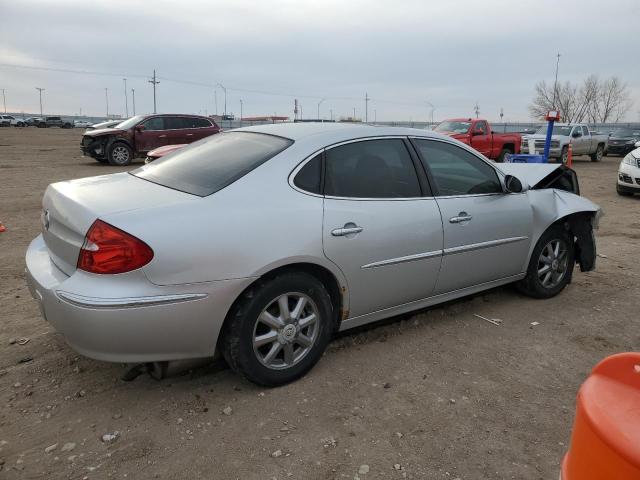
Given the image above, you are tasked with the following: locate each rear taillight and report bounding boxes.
[77,220,153,274]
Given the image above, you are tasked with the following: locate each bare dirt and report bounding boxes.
[1,127,639,480]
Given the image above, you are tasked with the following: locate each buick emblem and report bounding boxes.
[43,210,50,231]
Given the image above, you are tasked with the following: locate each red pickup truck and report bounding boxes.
[434,118,521,162]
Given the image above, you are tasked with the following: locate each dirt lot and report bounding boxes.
[0,127,638,480]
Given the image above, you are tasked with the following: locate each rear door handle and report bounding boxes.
[158,135,167,138]
[331,224,363,236]
[186,133,194,137]
[449,212,472,224]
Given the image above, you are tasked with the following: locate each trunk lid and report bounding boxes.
[41,173,196,275]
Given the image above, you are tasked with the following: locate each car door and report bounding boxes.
[321,138,444,318]
[412,138,533,294]
[470,121,491,157]
[164,116,189,145]
[570,126,585,155]
[137,116,168,152]
[581,126,592,153]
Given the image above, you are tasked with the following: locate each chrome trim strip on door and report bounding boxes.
[361,250,442,269]
[56,291,208,309]
[443,236,528,256]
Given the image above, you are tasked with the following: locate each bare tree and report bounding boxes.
[530,75,632,123]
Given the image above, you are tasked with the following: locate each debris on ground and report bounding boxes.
[271,449,282,457]
[18,356,33,364]
[474,314,502,326]
[61,442,76,452]
[44,444,58,453]
[222,406,233,416]
[101,432,119,443]
[530,321,540,326]
[358,464,370,474]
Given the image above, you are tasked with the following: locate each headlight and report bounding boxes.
[622,154,635,165]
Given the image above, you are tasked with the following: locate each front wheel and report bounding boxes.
[107,142,133,166]
[517,225,574,299]
[560,146,569,164]
[496,148,512,163]
[221,272,334,386]
[590,145,604,162]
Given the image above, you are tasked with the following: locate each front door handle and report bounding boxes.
[186,133,194,137]
[158,134,167,138]
[331,223,363,236]
[449,212,472,224]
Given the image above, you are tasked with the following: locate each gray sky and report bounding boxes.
[1,0,639,121]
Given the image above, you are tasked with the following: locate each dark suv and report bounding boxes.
[37,116,73,128]
[80,114,221,165]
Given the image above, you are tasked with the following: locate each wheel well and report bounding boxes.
[218,263,345,347]
[549,211,596,272]
[502,143,514,153]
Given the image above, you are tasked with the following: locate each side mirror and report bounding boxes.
[471,129,484,136]
[504,175,523,193]
[135,124,145,132]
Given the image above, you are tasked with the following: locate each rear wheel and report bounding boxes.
[560,146,569,164]
[590,145,604,162]
[221,272,334,386]
[107,142,133,166]
[496,148,512,163]
[517,225,574,299]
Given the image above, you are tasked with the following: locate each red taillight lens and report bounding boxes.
[77,220,154,274]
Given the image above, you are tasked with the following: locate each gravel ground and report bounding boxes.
[0,127,639,480]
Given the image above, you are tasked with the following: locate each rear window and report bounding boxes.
[132,131,293,196]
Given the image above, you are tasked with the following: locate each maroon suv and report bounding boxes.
[80,114,221,165]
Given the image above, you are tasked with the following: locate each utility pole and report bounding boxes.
[239,99,243,125]
[216,83,227,116]
[317,98,325,120]
[426,101,434,126]
[148,70,160,114]
[365,92,369,123]
[214,88,218,116]
[123,78,128,117]
[474,102,480,119]
[353,107,356,120]
[104,88,109,117]
[35,87,45,117]
[329,108,333,121]
[131,88,136,115]
[1,89,5,113]
[552,52,561,109]
[374,109,377,124]
[500,107,504,132]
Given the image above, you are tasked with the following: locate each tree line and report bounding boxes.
[529,76,632,123]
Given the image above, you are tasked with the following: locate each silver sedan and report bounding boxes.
[26,123,601,386]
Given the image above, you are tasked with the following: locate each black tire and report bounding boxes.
[221,272,334,387]
[107,142,133,166]
[16,122,24,127]
[616,184,634,196]
[496,148,512,163]
[590,144,604,162]
[560,146,568,165]
[517,225,575,299]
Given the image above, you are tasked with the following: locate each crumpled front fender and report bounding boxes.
[527,189,601,272]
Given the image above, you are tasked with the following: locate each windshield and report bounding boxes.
[611,128,640,138]
[535,125,574,136]
[132,131,293,196]
[112,116,141,129]
[434,121,471,134]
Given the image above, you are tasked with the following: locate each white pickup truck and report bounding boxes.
[521,123,608,163]
[0,115,26,127]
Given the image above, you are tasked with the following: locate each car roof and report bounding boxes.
[236,122,447,144]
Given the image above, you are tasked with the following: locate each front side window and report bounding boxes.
[142,117,165,130]
[414,139,502,196]
[475,121,488,134]
[324,139,421,198]
[572,127,582,137]
[132,132,293,196]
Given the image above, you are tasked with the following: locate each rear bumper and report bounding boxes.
[25,234,252,363]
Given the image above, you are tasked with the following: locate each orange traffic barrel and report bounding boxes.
[562,353,640,479]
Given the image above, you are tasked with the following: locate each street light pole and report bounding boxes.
[104,88,109,118]
[35,87,45,117]
[131,88,136,116]
[552,52,561,109]
[123,78,128,117]
[365,92,369,123]
[1,89,5,113]
[240,99,243,126]
[317,98,325,120]
[426,101,434,126]
[216,83,227,117]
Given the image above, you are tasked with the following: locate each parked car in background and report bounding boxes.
[434,118,521,161]
[27,123,600,386]
[617,143,640,196]
[606,127,640,156]
[0,115,26,127]
[25,117,43,126]
[144,143,187,163]
[81,114,221,165]
[37,116,73,128]
[87,120,123,131]
[74,119,93,128]
[522,124,608,163]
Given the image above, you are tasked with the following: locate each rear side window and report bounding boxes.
[165,117,187,129]
[324,139,421,198]
[192,117,213,128]
[293,154,322,194]
[132,132,293,196]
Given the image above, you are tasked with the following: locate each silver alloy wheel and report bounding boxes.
[596,146,603,161]
[112,145,130,164]
[252,292,320,370]
[537,239,569,288]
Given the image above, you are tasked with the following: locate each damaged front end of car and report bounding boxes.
[81,134,110,160]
